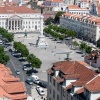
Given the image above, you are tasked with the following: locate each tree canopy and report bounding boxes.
[54,11,64,23]
[45,17,54,25]
[27,54,42,69]
[0,27,14,42]
[0,46,9,64]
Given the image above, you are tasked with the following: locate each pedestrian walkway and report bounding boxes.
[14,33,84,81]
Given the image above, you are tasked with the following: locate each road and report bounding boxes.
[6,51,32,95]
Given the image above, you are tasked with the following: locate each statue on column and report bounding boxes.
[41,7,43,14]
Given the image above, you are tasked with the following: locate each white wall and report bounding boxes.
[63,79,77,87]
[74,87,82,93]
[55,71,59,77]
[90,92,100,100]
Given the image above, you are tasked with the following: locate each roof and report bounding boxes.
[85,74,100,92]
[0,64,27,99]
[46,0,63,2]
[0,5,39,14]
[76,87,84,94]
[62,12,100,24]
[3,82,26,93]
[67,4,88,10]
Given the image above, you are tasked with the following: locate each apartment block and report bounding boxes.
[60,12,100,42]
[47,61,100,100]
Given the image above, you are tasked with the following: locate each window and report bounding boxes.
[57,83,60,91]
[53,80,55,86]
[50,75,52,82]
[57,95,59,100]
[50,88,51,94]
[53,90,55,98]
[63,89,66,97]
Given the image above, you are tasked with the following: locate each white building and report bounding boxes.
[66,5,89,15]
[47,61,100,100]
[0,5,42,33]
[60,12,100,42]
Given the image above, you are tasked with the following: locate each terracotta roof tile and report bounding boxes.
[85,75,100,92]
[66,84,72,90]
[0,5,39,14]
[3,82,26,93]
[76,87,84,94]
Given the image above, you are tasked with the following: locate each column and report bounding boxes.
[14,20,15,31]
[11,20,12,30]
[17,20,18,30]
[8,20,9,30]
[19,20,21,30]
[40,15,43,36]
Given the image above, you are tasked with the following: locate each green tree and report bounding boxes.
[27,54,36,63]
[54,11,64,23]
[45,17,54,25]
[31,57,42,69]
[97,39,100,48]
[85,46,92,54]
[72,41,79,49]
[80,42,87,53]
[0,46,9,64]
[27,54,42,69]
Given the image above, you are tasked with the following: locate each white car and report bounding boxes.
[36,86,45,96]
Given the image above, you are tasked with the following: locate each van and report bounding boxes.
[32,75,40,84]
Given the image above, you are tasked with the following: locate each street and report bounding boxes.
[6,51,32,95]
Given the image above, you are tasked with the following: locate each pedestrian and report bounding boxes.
[55,46,56,49]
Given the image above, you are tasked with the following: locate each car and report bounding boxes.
[25,78,33,85]
[38,81,47,88]
[32,75,40,84]
[26,69,38,75]
[15,69,20,75]
[23,64,32,71]
[36,86,45,96]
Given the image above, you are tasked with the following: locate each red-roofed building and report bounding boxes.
[47,60,99,100]
[0,64,28,100]
[0,4,42,33]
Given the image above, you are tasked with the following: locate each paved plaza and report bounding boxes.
[14,33,84,81]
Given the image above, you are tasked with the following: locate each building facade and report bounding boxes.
[47,61,100,100]
[0,5,42,33]
[60,12,100,42]
[66,5,89,15]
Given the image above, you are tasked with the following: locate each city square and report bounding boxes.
[14,32,84,81]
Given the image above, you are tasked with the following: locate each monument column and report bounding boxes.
[36,8,48,48]
[40,15,43,36]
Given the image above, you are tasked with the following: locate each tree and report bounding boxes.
[0,46,9,64]
[27,54,42,69]
[45,17,54,25]
[54,11,64,23]
[0,27,14,42]
[85,46,92,54]
[80,42,87,53]
[72,41,79,49]
[97,39,100,48]
[27,54,36,63]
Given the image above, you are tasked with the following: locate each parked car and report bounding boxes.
[38,81,47,88]
[32,75,40,84]
[36,86,45,96]
[23,64,32,71]
[25,78,33,85]
[26,69,38,75]
[15,69,20,75]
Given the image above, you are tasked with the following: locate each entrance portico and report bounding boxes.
[7,15,23,32]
